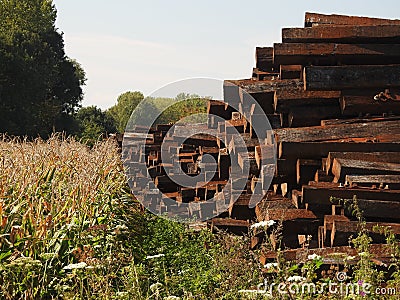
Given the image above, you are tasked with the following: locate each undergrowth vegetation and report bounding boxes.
[0,136,399,299]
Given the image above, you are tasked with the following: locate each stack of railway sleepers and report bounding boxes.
[216,12,400,265]
[122,12,400,266]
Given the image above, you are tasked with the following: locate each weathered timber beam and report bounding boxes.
[304,65,400,90]
[302,182,400,209]
[255,196,297,219]
[225,79,303,94]
[333,220,400,234]
[279,141,400,159]
[341,95,400,116]
[332,158,400,183]
[282,25,400,43]
[288,105,341,127]
[224,79,303,115]
[321,116,400,126]
[315,170,334,183]
[346,175,400,189]
[248,92,275,115]
[274,120,400,143]
[237,151,258,174]
[331,220,400,247]
[266,114,282,129]
[305,12,400,27]
[252,68,279,81]
[324,215,350,236]
[274,89,340,113]
[210,218,249,234]
[207,100,231,120]
[274,43,400,66]
[291,190,302,208]
[279,65,302,79]
[296,159,321,185]
[326,151,400,174]
[332,198,400,220]
[256,47,274,71]
[258,209,317,221]
[255,145,275,169]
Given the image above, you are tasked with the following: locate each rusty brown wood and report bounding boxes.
[334,220,400,234]
[331,220,400,247]
[297,159,321,185]
[275,120,400,143]
[256,47,274,71]
[279,141,400,159]
[258,209,317,221]
[210,218,249,233]
[324,215,350,236]
[326,151,400,174]
[279,65,302,79]
[225,79,303,94]
[304,65,400,90]
[283,25,400,44]
[255,196,297,220]
[274,43,400,66]
[314,170,334,183]
[321,115,400,126]
[288,105,341,127]
[255,145,275,169]
[291,190,302,208]
[302,182,400,211]
[274,89,340,113]
[332,198,400,220]
[345,174,400,189]
[332,158,400,183]
[305,12,400,27]
[252,68,279,81]
[341,95,400,116]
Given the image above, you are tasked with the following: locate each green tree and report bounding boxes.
[75,106,116,146]
[107,91,144,133]
[0,0,85,136]
[154,93,207,124]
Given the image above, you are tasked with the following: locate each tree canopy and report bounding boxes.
[107,91,144,133]
[0,0,85,137]
[75,106,116,146]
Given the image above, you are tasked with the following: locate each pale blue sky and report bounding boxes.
[52,0,400,109]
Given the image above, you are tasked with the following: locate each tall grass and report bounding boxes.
[0,135,143,299]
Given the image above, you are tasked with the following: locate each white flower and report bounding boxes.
[251,220,276,229]
[150,282,163,293]
[287,276,306,282]
[346,255,357,260]
[146,254,165,260]
[63,262,87,270]
[164,296,181,300]
[264,262,278,269]
[115,224,128,231]
[308,254,321,261]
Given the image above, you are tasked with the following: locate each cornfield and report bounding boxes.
[0,135,144,299]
